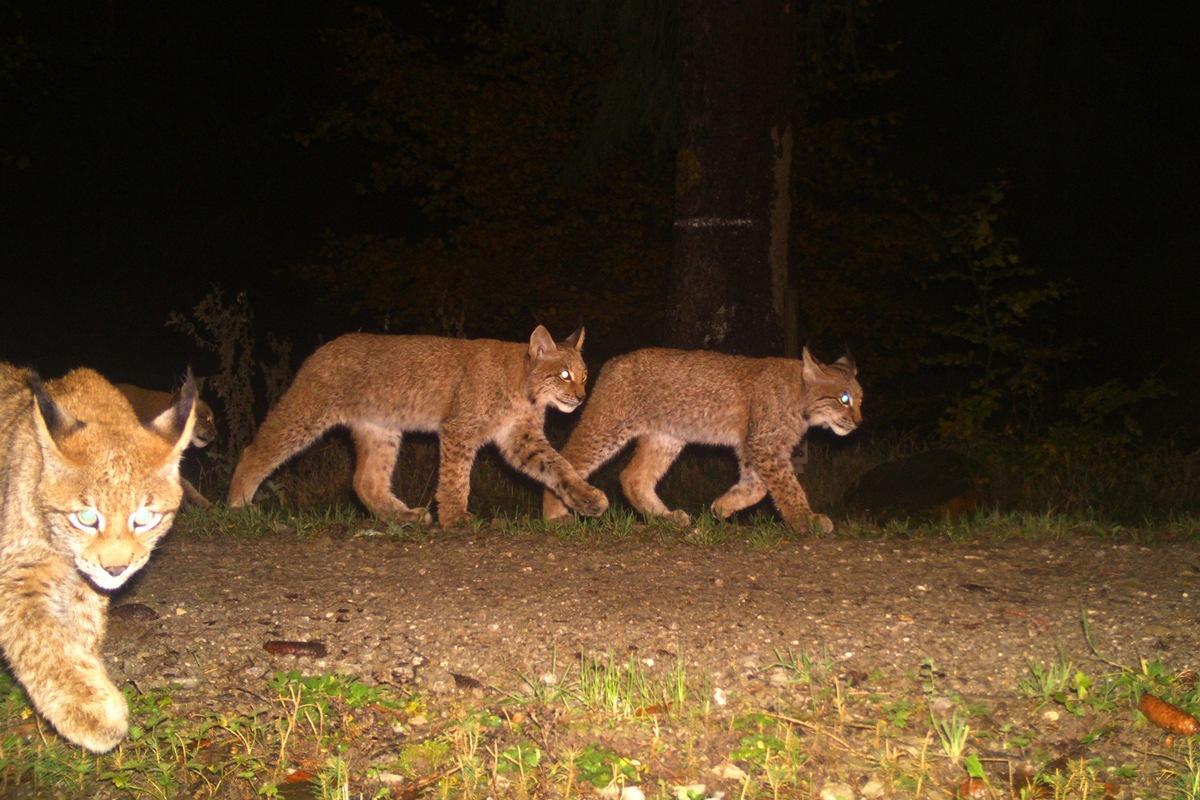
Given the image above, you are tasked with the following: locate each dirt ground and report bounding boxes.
[97,517,1200,796]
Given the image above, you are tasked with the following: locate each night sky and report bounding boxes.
[4,1,1198,429]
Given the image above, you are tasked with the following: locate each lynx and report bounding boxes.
[0,363,196,752]
[115,382,217,507]
[227,325,608,526]
[543,347,862,533]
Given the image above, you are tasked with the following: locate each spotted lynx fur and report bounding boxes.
[227,326,607,526]
[543,347,862,532]
[115,383,217,507]
[0,363,196,752]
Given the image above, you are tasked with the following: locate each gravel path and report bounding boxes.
[105,525,1200,711]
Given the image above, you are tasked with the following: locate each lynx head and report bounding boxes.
[525,325,588,413]
[180,393,217,448]
[30,369,197,591]
[190,397,217,447]
[801,347,863,436]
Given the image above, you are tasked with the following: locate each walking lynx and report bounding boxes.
[0,363,196,752]
[227,325,608,526]
[543,347,862,532]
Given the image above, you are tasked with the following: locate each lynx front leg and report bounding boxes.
[543,421,633,521]
[711,453,769,520]
[28,645,130,753]
[620,434,690,525]
[350,425,430,523]
[499,427,608,518]
[749,445,834,534]
[0,572,128,752]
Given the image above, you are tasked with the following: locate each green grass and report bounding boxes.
[5,606,1200,798]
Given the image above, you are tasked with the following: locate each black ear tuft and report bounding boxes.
[170,369,198,432]
[28,372,84,440]
[562,326,585,350]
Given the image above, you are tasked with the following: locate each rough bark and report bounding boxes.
[664,0,796,355]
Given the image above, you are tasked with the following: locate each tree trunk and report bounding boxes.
[664,0,796,356]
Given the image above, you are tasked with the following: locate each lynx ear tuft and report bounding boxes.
[529,325,557,360]
[29,373,84,446]
[150,369,197,452]
[562,327,585,351]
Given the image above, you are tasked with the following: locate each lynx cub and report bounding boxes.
[0,363,196,752]
[115,382,218,507]
[543,347,862,532]
[227,325,608,526]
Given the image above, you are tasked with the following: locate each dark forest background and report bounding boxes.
[3,0,1198,457]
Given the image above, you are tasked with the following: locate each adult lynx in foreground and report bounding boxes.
[0,364,196,752]
[543,347,862,533]
[227,326,608,526]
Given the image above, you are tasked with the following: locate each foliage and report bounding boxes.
[922,184,1172,480]
[0,0,37,171]
[928,183,1074,443]
[167,287,293,483]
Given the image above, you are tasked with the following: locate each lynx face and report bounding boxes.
[41,460,181,592]
[802,356,862,436]
[34,374,195,591]
[528,327,588,413]
[189,399,218,448]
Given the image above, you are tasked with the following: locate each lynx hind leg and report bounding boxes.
[350,425,430,524]
[227,390,337,507]
[620,435,690,525]
[711,455,769,520]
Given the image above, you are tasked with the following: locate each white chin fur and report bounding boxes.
[78,562,137,591]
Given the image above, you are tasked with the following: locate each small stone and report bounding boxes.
[861,779,885,798]
[820,782,856,800]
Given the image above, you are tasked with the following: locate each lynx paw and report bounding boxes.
[55,683,129,753]
[657,509,692,527]
[802,513,834,535]
[437,509,475,529]
[566,484,609,518]
[543,491,571,522]
[402,507,433,526]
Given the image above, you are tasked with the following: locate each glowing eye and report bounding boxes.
[130,508,162,532]
[69,508,103,532]
[559,369,571,381]
[839,393,852,406]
